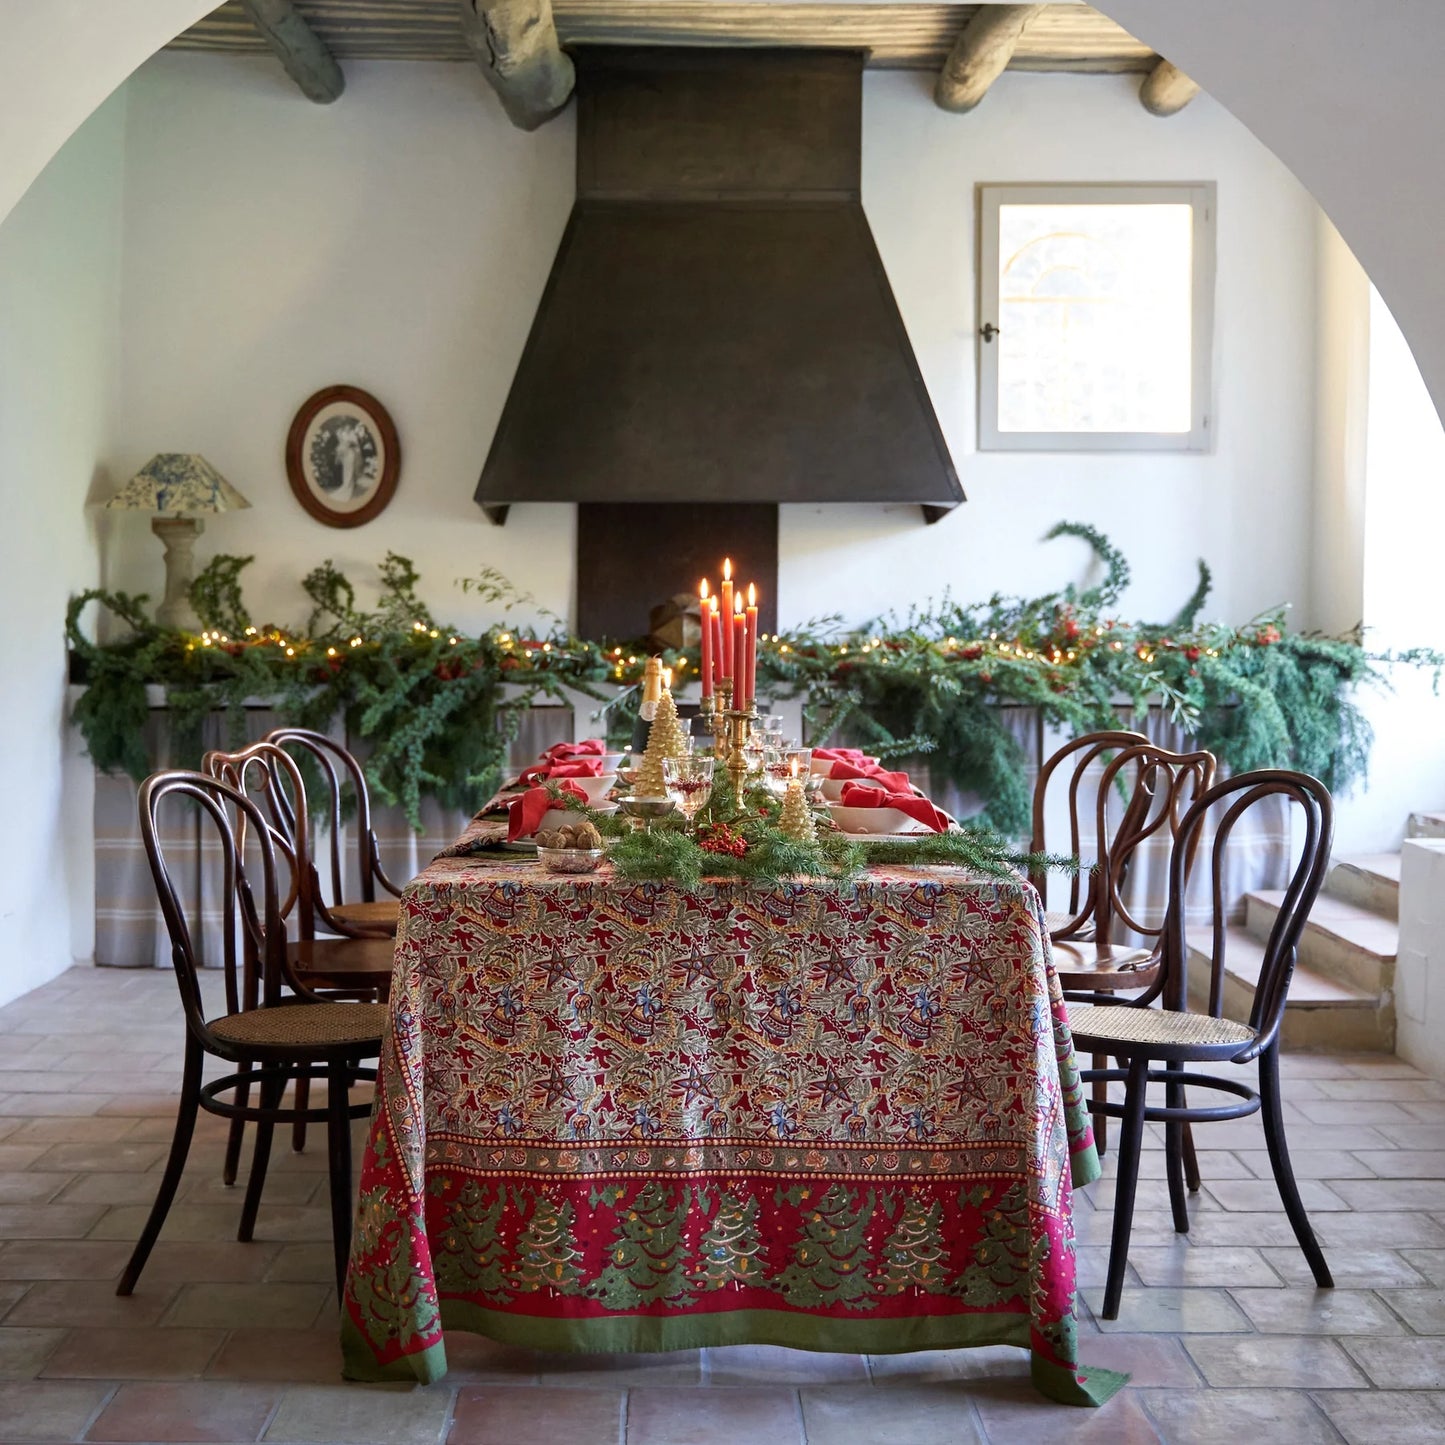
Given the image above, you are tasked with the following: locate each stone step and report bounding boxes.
[1408,810,1445,839]
[1187,928,1394,1053]
[1326,852,1400,921]
[1244,889,1397,998]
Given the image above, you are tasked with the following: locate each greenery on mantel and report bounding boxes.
[66,524,1432,835]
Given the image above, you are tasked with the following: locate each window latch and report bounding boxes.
[980,323,1000,343]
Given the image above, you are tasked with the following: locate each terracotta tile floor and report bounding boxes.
[2,968,1445,1443]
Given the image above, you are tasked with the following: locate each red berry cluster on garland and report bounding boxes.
[698,823,748,858]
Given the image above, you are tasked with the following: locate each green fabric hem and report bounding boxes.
[342,1302,1125,1404]
[1032,1354,1129,1407]
[1071,1142,1102,1190]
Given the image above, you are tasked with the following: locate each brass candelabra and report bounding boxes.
[707,679,756,799]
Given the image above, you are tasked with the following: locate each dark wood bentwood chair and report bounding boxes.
[117,771,383,1299]
[204,741,396,1176]
[263,727,407,940]
[1069,768,1336,1319]
[1031,733,1216,1158]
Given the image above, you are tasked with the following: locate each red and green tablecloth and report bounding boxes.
[340,828,1121,1405]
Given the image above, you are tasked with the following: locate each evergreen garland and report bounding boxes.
[65,527,1435,835]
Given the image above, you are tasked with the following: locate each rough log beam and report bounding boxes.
[460,0,575,131]
[237,0,344,103]
[1140,58,1201,116]
[935,3,1044,113]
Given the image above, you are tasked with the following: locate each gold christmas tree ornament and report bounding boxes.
[630,686,690,797]
[777,781,817,843]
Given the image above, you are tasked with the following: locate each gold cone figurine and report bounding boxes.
[631,686,690,798]
[777,780,817,843]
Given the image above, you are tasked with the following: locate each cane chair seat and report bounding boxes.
[289,936,396,994]
[210,1001,387,1051]
[1068,1001,1257,1052]
[326,900,400,935]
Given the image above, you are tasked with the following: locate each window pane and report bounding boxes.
[995,201,1194,434]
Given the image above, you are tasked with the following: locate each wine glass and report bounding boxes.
[763,747,813,797]
[663,755,714,822]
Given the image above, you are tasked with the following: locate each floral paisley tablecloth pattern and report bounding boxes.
[340,836,1119,1405]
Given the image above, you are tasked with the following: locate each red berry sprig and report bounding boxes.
[698,823,749,858]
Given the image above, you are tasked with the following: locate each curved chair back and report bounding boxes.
[1160,769,1334,1053]
[1030,729,1149,930]
[1092,743,1216,947]
[138,770,287,1048]
[202,741,311,931]
[263,727,404,913]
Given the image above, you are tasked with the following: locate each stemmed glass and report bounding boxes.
[763,747,813,797]
[663,755,715,822]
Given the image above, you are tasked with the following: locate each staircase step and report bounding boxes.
[1408,810,1445,839]
[1187,928,1394,1053]
[1244,889,1397,997]
[1326,853,1401,921]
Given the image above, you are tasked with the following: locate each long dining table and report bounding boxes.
[339,814,1122,1406]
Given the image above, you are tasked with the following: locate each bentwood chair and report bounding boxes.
[264,727,407,939]
[204,742,396,1173]
[1032,734,1217,1155]
[1069,768,1336,1319]
[117,771,382,1299]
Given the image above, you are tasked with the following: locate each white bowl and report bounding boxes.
[811,755,879,777]
[522,803,616,840]
[827,803,932,836]
[571,772,618,803]
[821,776,885,803]
[600,752,630,771]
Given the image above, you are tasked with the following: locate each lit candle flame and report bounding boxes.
[699,578,709,600]
[747,582,757,606]
[663,666,673,690]
[790,756,799,778]
[734,593,744,615]
[722,557,732,581]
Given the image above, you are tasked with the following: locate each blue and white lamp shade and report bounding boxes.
[106,454,251,516]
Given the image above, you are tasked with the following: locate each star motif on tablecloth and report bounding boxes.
[816,1068,852,1109]
[677,949,720,988]
[539,949,578,989]
[675,1064,713,1105]
[540,1063,573,1108]
[820,951,858,990]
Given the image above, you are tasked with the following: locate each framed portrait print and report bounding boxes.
[286,385,400,528]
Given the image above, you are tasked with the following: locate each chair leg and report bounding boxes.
[1164,1064,1190,1234]
[1091,1050,1108,1156]
[237,1067,286,1243]
[1182,1120,1202,1193]
[1102,1054,1150,1321]
[1260,1043,1333,1288]
[117,1037,203,1296]
[222,1060,252,1187]
[325,1061,355,1300]
[292,1071,310,1153]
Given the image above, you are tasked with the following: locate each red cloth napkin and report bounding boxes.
[827,760,913,791]
[519,759,605,785]
[542,739,605,760]
[839,781,949,833]
[812,747,878,766]
[508,781,589,842]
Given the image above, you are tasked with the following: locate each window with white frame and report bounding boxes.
[977,184,1215,451]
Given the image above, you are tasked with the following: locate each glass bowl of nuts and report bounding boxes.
[534,819,606,873]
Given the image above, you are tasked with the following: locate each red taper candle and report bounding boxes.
[744,583,758,713]
[698,580,713,700]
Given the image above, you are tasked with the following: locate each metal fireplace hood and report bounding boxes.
[475,48,963,525]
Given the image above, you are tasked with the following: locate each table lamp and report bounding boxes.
[106,455,250,631]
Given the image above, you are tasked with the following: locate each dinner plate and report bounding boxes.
[826,803,932,836]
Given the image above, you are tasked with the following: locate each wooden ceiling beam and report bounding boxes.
[1139,58,1201,116]
[460,0,575,130]
[237,0,344,102]
[935,3,1045,113]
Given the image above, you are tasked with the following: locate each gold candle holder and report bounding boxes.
[711,679,733,761]
[724,705,757,800]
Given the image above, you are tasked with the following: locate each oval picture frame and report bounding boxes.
[286,385,400,529]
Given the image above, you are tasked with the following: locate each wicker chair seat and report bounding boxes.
[1068,1002,1256,1051]
[327,900,400,936]
[210,1001,386,1049]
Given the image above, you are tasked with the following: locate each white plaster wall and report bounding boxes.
[0,91,126,1006]
[108,59,1323,643]
[1395,839,1445,1079]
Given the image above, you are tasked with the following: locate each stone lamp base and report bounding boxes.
[151,514,203,632]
